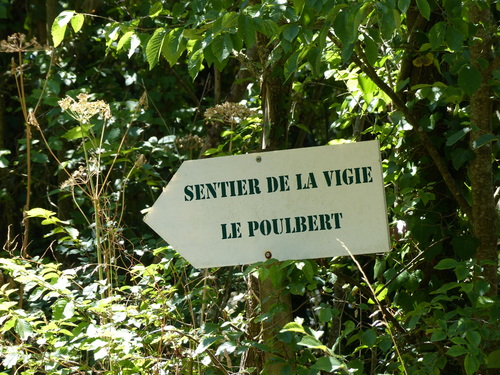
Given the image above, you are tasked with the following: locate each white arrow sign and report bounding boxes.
[144,140,390,268]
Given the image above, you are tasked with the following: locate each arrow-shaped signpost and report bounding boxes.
[144,140,390,268]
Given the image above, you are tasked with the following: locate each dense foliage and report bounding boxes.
[0,0,499,374]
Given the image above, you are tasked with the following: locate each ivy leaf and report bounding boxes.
[458,65,482,96]
[146,28,167,70]
[52,10,75,47]
[416,0,430,20]
[70,13,84,33]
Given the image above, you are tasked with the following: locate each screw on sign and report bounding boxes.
[144,140,390,268]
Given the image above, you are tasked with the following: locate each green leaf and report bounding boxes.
[473,134,499,149]
[446,127,471,146]
[194,336,219,356]
[466,331,481,347]
[458,65,482,96]
[282,24,300,42]
[281,322,306,334]
[284,50,300,82]
[188,46,204,79]
[429,22,446,50]
[70,13,84,33]
[161,28,186,66]
[430,330,447,342]
[212,33,233,63]
[434,258,459,270]
[364,36,378,66]
[487,350,500,368]
[117,30,134,52]
[416,0,430,20]
[149,1,163,18]
[238,14,256,48]
[146,28,167,70]
[26,207,57,219]
[312,356,343,371]
[447,345,468,357]
[465,354,480,375]
[52,10,75,47]
[446,25,465,51]
[215,341,237,355]
[15,318,33,341]
[61,123,93,141]
[298,335,327,350]
[398,0,411,13]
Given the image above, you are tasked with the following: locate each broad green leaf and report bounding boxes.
[445,127,471,146]
[429,22,446,50]
[194,336,220,356]
[282,24,300,42]
[447,345,468,357]
[70,13,84,33]
[298,335,327,350]
[445,25,465,51]
[149,1,163,18]
[364,36,378,66]
[26,207,56,219]
[281,321,306,334]
[146,28,167,69]
[398,0,411,13]
[434,258,459,270]
[52,10,75,47]
[188,46,204,79]
[161,28,186,66]
[473,134,499,149]
[487,350,500,368]
[416,0,430,20]
[211,33,232,63]
[465,354,480,375]
[466,331,481,347]
[284,50,300,82]
[61,124,93,141]
[215,341,237,355]
[238,14,256,48]
[312,356,343,371]
[430,330,447,342]
[458,65,482,96]
[117,31,134,52]
[15,318,33,341]
[362,329,377,347]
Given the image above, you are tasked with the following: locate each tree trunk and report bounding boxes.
[469,2,498,297]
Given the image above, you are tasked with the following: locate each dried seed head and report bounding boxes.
[59,93,111,123]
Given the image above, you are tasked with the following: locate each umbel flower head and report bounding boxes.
[58,93,111,123]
